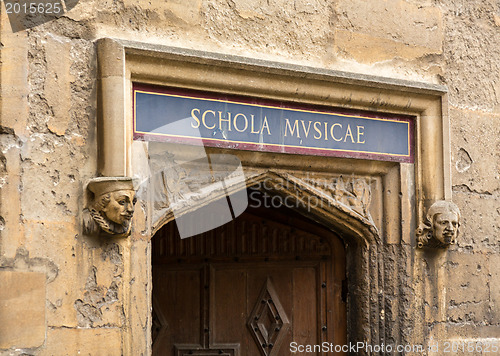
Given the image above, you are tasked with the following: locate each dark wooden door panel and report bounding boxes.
[153,267,203,353]
[210,267,248,347]
[212,265,299,356]
[152,205,346,356]
[292,267,318,347]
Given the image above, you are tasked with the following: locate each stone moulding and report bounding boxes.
[148,169,380,245]
[96,37,452,209]
[82,177,137,238]
[96,37,452,236]
[95,37,453,354]
[416,200,461,248]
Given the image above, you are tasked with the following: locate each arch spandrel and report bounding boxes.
[149,169,380,245]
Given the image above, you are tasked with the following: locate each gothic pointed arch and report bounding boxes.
[150,169,379,246]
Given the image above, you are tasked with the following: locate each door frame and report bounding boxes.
[94,38,451,355]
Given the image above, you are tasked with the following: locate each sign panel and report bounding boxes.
[133,84,414,162]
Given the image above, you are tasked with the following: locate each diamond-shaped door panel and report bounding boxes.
[247,278,290,356]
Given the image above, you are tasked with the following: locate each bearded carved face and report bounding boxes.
[101,190,137,226]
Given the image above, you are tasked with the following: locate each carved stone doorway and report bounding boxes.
[151,194,346,355]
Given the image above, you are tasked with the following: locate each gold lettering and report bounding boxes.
[357,125,365,144]
[201,110,216,130]
[324,122,328,141]
[344,124,355,143]
[191,108,201,128]
[330,123,343,142]
[233,113,248,132]
[313,121,322,139]
[284,118,300,138]
[250,115,260,134]
[300,120,312,138]
[262,116,271,135]
[219,111,232,131]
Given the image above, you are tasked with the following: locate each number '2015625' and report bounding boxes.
[442,340,499,353]
[5,2,62,15]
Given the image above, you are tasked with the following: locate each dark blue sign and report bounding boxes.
[133,85,414,162]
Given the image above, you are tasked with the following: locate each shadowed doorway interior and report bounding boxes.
[151,190,347,355]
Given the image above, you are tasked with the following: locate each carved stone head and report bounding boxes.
[416,200,461,248]
[83,177,137,237]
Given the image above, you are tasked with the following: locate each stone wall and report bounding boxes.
[0,0,498,355]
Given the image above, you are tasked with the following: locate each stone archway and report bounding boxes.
[151,188,348,355]
[94,39,454,355]
[150,168,379,246]
[148,164,383,352]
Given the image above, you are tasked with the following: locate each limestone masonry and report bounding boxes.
[0,1,498,355]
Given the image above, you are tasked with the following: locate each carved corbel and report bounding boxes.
[82,177,137,238]
[416,200,461,248]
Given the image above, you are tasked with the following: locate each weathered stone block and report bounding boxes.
[452,191,499,253]
[200,0,331,61]
[447,299,491,325]
[45,36,73,136]
[20,135,81,222]
[446,252,490,305]
[450,108,500,194]
[227,0,267,19]
[0,10,29,136]
[443,0,500,112]
[71,242,125,329]
[39,328,122,356]
[443,324,500,344]
[0,149,23,258]
[334,0,443,63]
[0,271,46,349]
[490,255,500,322]
[126,239,150,353]
[21,220,126,329]
[428,324,500,355]
[123,0,202,25]
[62,0,97,22]
[294,0,324,14]
[24,221,79,328]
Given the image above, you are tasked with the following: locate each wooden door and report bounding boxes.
[152,205,346,355]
